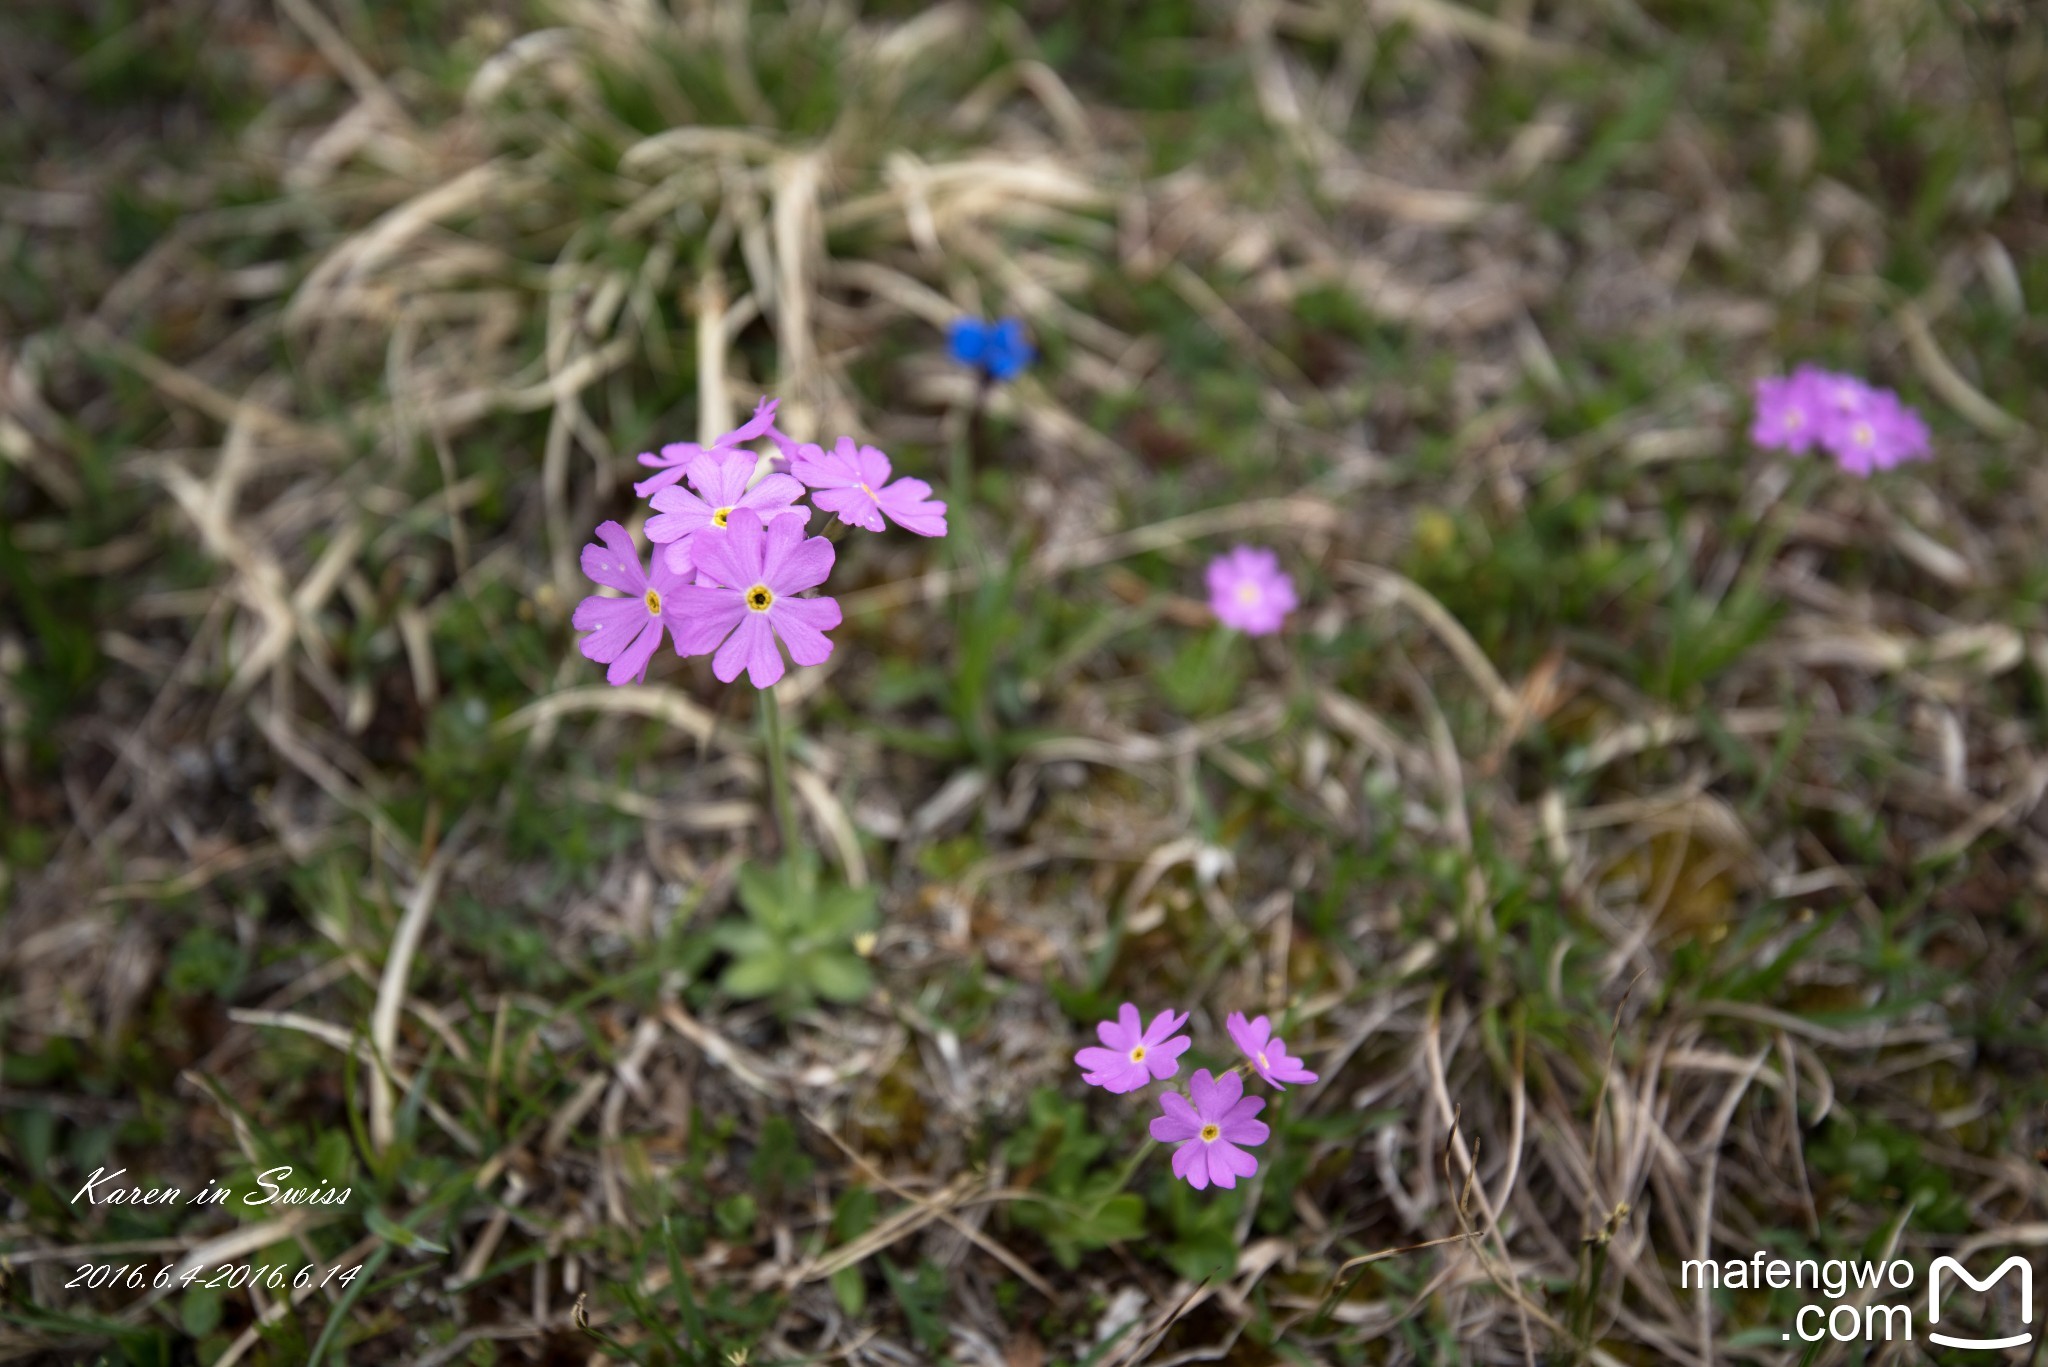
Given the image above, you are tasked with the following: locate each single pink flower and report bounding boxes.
[1150,1069,1268,1191]
[631,397,783,499]
[1073,1003,1191,1094]
[1225,1012,1319,1089]
[666,509,841,688]
[1749,371,1825,454]
[1806,366,1875,422]
[1206,546,1296,636]
[571,521,697,686]
[645,448,811,576]
[791,437,949,537]
[1821,387,1931,476]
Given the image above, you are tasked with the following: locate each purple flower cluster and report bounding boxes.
[1751,366,1931,476]
[1075,1003,1318,1191]
[573,398,947,689]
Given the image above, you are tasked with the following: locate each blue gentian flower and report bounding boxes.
[947,317,1034,382]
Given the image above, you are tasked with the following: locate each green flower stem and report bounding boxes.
[1113,1134,1157,1190]
[1203,623,1240,677]
[1085,1136,1157,1219]
[760,685,798,854]
[949,372,993,577]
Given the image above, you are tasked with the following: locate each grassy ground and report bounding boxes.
[5,0,2048,1363]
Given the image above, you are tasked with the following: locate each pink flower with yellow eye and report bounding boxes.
[1225,1012,1319,1089]
[1206,546,1296,636]
[665,509,841,689]
[572,522,696,686]
[790,437,948,537]
[645,448,811,576]
[1150,1070,1269,1190]
[1820,386,1931,476]
[1073,1004,1191,1094]
[1749,371,1825,454]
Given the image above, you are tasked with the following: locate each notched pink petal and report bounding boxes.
[644,495,711,545]
[814,486,887,533]
[650,540,695,591]
[667,585,746,656]
[1099,1064,1149,1094]
[877,480,948,536]
[1144,1009,1189,1044]
[725,396,779,443]
[575,597,649,663]
[741,472,809,511]
[580,521,646,593]
[732,613,786,688]
[771,595,840,668]
[1208,1069,1244,1110]
[1186,1069,1220,1117]
[606,617,665,687]
[1074,1046,1123,1073]
[1226,1092,1266,1122]
[1226,1117,1271,1148]
[773,536,839,596]
[720,509,771,583]
[634,467,693,499]
[687,450,756,506]
[755,508,808,585]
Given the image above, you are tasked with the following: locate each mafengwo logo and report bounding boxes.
[1681,1249,2036,1345]
[1928,1254,2033,1351]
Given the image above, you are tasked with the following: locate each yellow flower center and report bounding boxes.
[643,588,663,615]
[1851,422,1874,448]
[1128,1045,1147,1063]
[713,506,733,527]
[1257,1051,1270,1070]
[1199,1124,1221,1143]
[1236,583,1258,604]
[746,585,775,612]
[858,482,873,496]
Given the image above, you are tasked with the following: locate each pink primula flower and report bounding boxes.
[572,521,697,686]
[1749,371,1825,454]
[667,509,841,688]
[1751,366,1932,477]
[632,397,783,499]
[1073,1003,1191,1094]
[1822,387,1931,476]
[791,437,949,537]
[1206,546,1296,636]
[1225,1012,1319,1089]
[646,448,811,576]
[1150,1069,1269,1191]
[1808,367,1875,423]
